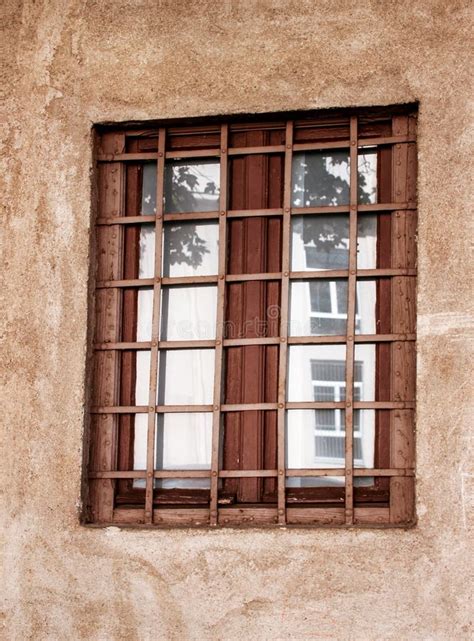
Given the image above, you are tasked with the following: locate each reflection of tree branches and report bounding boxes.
[293,152,375,252]
[163,164,215,268]
[165,224,210,269]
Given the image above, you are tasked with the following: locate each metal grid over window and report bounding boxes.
[88,105,417,528]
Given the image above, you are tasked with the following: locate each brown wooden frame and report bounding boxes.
[87,105,417,528]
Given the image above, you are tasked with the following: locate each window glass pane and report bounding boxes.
[155,413,212,471]
[288,345,346,402]
[292,151,350,207]
[291,215,349,271]
[134,351,151,405]
[290,280,348,336]
[160,285,217,340]
[133,413,149,480]
[141,163,157,214]
[358,150,377,204]
[357,214,377,269]
[139,224,155,278]
[137,288,153,341]
[162,222,219,277]
[157,349,215,405]
[164,161,220,213]
[355,280,376,334]
[354,344,376,401]
[354,410,375,468]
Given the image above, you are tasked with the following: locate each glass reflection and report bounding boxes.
[354,344,376,401]
[354,410,375,468]
[162,222,218,277]
[355,280,377,334]
[292,151,350,207]
[139,224,155,278]
[137,288,153,341]
[157,349,215,405]
[134,351,151,405]
[141,163,157,214]
[133,413,149,480]
[160,285,217,340]
[164,161,220,213]
[287,345,346,402]
[358,150,377,204]
[291,215,349,271]
[290,280,348,336]
[357,214,377,269]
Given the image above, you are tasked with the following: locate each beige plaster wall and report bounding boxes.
[1,1,473,639]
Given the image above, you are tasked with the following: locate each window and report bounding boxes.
[87,105,417,527]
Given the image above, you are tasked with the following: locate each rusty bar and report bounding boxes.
[144,128,166,524]
[210,124,229,526]
[276,120,294,525]
[344,116,359,525]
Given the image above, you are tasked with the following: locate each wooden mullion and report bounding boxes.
[144,128,166,524]
[210,124,229,526]
[344,116,359,525]
[276,121,293,525]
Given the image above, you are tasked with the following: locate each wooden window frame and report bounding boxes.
[86,105,417,528]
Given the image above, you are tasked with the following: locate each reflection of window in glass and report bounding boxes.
[164,161,220,213]
[309,280,347,335]
[311,360,364,465]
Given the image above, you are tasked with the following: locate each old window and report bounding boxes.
[87,105,417,527]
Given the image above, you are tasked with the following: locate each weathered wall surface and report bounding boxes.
[1,1,473,639]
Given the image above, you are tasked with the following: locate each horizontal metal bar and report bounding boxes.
[286,401,415,410]
[163,211,220,221]
[158,340,215,349]
[97,152,158,162]
[90,400,415,414]
[226,272,281,282]
[162,275,218,285]
[94,342,152,351]
[88,467,415,480]
[96,278,154,289]
[165,148,221,159]
[227,208,283,218]
[220,403,278,412]
[292,135,416,153]
[291,202,416,216]
[91,406,149,414]
[228,145,285,156]
[286,469,345,477]
[290,268,417,280]
[286,468,415,477]
[287,333,416,345]
[155,405,214,413]
[88,470,211,479]
[223,337,280,347]
[153,470,211,478]
[97,215,156,225]
[219,470,278,478]
[353,468,415,477]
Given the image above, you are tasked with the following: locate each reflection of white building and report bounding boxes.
[287,213,377,485]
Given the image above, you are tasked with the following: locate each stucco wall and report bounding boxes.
[1,1,473,639]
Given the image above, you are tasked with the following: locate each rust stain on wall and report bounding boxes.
[1,0,473,639]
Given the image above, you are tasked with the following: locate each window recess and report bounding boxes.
[88,105,417,528]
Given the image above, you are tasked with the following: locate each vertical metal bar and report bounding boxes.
[210,124,229,526]
[345,116,359,524]
[277,120,293,525]
[144,128,166,523]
